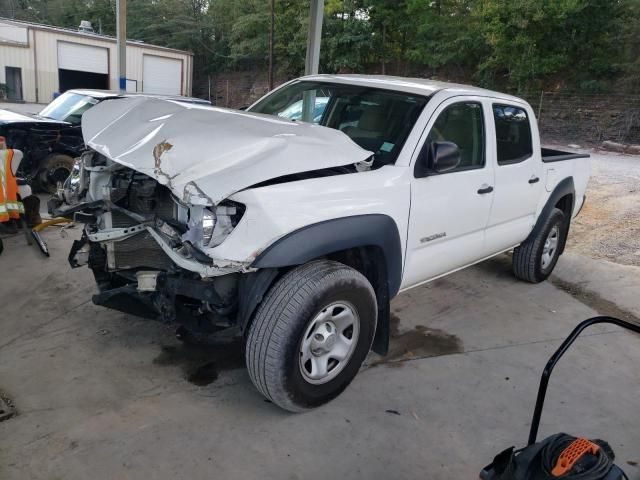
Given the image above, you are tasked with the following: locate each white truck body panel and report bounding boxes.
[402,93,500,288]
[218,165,411,264]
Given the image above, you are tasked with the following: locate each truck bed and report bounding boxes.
[541,147,590,163]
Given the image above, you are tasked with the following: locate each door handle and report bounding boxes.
[528,176,540,184]
[477,185,494,194]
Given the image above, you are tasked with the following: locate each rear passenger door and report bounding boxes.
[485,103,543,253]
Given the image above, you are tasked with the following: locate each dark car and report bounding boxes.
[0,90,210,193]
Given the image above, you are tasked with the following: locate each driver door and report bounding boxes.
[401,97,495,290]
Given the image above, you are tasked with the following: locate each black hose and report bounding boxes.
[540,434,615,480]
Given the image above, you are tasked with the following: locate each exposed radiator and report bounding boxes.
[113,230,174,270]
[110,181,178,271]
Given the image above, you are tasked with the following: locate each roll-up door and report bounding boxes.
[58,42,108,74]
[143,55,182,95]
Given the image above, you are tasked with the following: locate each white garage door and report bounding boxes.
[58,42,108,74]
[143,55,182,95]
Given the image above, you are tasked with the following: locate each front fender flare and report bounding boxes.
[251,214,403,297]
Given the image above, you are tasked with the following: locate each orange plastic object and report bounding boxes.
[551,438,600,477]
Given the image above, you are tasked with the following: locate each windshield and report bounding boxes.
[39,92,100,124]
[277,97,329,122]
[249,81,428,166]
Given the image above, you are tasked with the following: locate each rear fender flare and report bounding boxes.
[530,176,575,253]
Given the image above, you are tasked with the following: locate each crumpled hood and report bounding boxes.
[82,96,373,205]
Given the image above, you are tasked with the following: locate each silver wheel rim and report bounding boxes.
[299,301,360,385]
[541,224,560,270]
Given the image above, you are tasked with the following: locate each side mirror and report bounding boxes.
[415,141,461,177]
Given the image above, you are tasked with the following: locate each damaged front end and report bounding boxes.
[53,149,248,334]
[56,95,373,333]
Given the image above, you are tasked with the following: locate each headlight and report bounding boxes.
[201,200,245,248]
[202,209,216,245]
[58,158,83,205]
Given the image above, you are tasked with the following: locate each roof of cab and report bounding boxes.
[300,74,527,104]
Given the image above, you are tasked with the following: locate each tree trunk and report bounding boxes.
[381,23,386,75]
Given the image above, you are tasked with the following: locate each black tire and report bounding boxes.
[513,207,565,283]
[34,153,74,194]
[245,260,377,412]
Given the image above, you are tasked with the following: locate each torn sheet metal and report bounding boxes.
[82,96,373,206]
[144,227,248,277]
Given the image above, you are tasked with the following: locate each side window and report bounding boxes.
[427,102,485,171]
[493,104,533,164]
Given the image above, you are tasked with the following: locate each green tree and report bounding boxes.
[616,0,640,91]
[405,0,484,78]
[273,0,309,76]
[322,0,373,72]
[1,0,638,94]
[477,0,626,92]
[367,0,416,75]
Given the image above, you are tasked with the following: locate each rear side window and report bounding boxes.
[493,104,533,165]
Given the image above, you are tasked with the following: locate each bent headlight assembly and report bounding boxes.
[201,200,245,248]
[202,208,216,245]
[61,158,84,205]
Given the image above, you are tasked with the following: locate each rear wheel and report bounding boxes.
[245,260,377,412]
[35,153,74,194]
[512,208,565,283]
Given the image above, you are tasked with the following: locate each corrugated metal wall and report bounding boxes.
[0,25,36,102]
[1,21,192,103]
[35,29,112,102]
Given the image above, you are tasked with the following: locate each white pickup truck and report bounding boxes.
[55,75,590,411]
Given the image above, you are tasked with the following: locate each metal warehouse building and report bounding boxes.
[0,18,193,103]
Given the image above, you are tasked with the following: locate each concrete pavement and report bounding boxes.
[1,227,639,479]
[553,251,640,320]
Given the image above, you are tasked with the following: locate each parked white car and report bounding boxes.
[55,75,590,411]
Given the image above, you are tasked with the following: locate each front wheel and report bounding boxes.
[512,207,566,283]
[245,260,377,412]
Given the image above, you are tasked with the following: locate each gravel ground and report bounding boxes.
[561,146,640,266]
